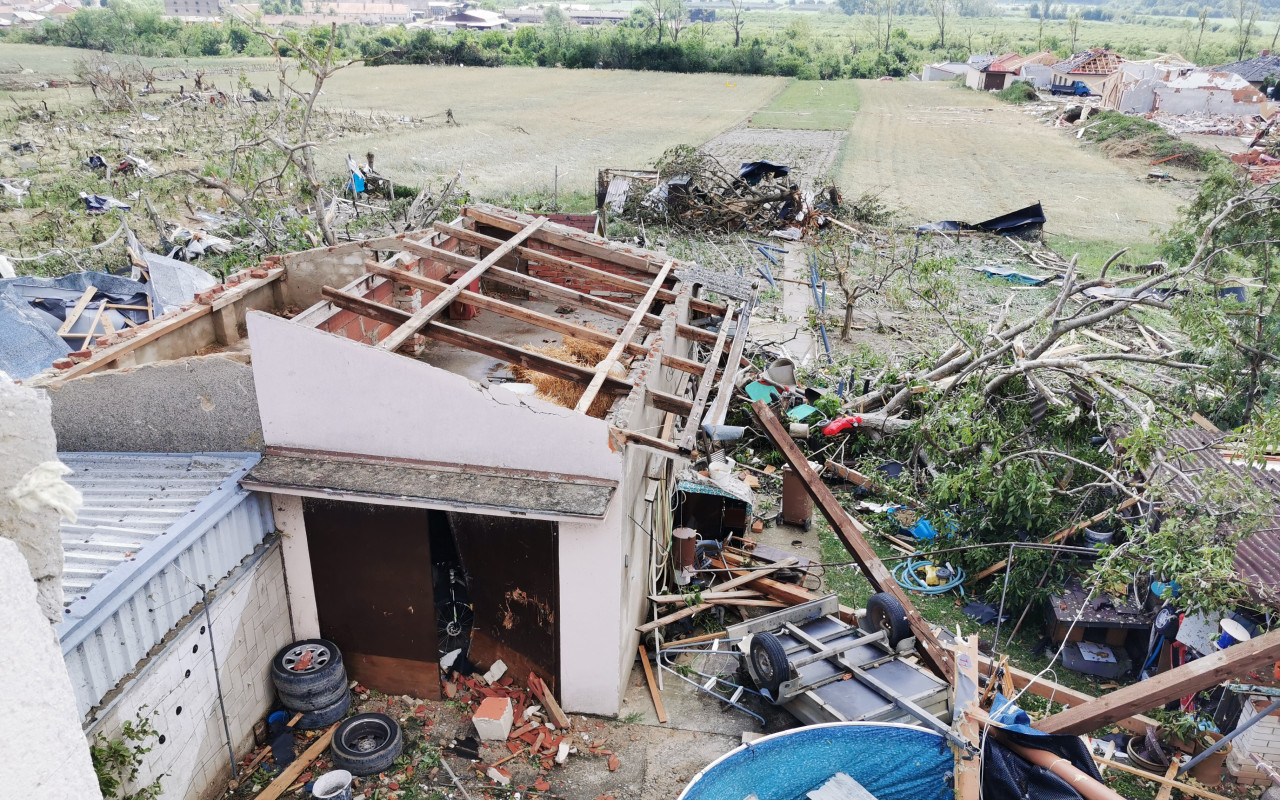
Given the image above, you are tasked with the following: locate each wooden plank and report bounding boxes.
[1036,627,1280,735]
[705,304,752,428]
[323,288,632,397]
[402,239,718,346]
[576,260,673,413]
[678,303,737,450]
[638,645,669,723]
[1092,755,1234,800]
[429,223,726,316]
[1153,761,1179,800]
[949,643,1160,735]
[749,400,953,683]
[611,426,685,458]
[969,497,1140,584]
[463,206,661,275]
[636,557,798,633]
[646,389,694,417]
[528,673,571,730]
[57,287,96,335]
[952,634,982,800]
[380,217,546,352]
[252,723,339,800]
[80,301,107,348]
[714,554,858,623]
[1080,328,1132,353]
[1191,413,1221,434]
[370,259,710,380]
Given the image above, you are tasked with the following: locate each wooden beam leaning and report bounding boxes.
[1036,627,1280,735]
[463,206,660,275]
[576,261,673,413]
[322,286,631,397]
[432,222,727,317]
[678,304,737,451]
[58,286,97,336]
[705,305,752,428]
[379,217,546,352]
[749,400,954,683]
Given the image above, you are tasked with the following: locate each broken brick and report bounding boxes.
[250,267,269,279]
[52,358,74,370]
[534,779,551,791]
[608,755,620,771]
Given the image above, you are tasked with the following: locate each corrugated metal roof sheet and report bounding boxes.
[1161,429,1280,601]
[56,453,273,717]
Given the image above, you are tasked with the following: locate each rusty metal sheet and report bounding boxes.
[304,498,440,699]
[447,513,560,694]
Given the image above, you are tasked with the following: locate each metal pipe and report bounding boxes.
[994,542,1015,648]
[1179,697,1280,775]
[201,585,238,782]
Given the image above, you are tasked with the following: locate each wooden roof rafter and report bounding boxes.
[377,217,546,352]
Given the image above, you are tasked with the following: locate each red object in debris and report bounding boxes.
[291,649,314,672]
[608,755,620,771]
[445,269,480,321]
[534,779,551,791]
[821,416,864,436]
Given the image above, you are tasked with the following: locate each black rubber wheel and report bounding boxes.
[279,674,350,712]
[271,639,346,701]
[749,632,789,701]
[866,592,912,648]
[802,516,812,532]
[295,689,351,730]
[330,712,404,777]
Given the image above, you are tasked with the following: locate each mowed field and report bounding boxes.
[310,65,787,196]
[837,80,1186,244]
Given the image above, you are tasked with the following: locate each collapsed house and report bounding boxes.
[964,51,1058,92]
[1100,57,1196,114]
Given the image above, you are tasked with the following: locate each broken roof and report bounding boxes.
[983,53,1024,74]
[58,452,272,716]
[1158,428,1280,603]
[1054,48,1124,75]
[1214,53,1280,83]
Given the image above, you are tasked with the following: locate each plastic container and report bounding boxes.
[1084,527,1114,547]
[312,770,354,800]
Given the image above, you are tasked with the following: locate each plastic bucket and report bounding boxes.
[765,358,797,386]
[312,770,353,800]
[1084,527,1114,547]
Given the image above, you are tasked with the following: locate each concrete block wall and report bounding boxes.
[85,541,293,800]
[1226,695,1280,784]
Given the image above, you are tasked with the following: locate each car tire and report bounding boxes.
[271,639,346,700]
[279,675,351,713]
[295,689,351,730]
[866,592,911,648]
[749,632,789,702]
[330,713,404,777]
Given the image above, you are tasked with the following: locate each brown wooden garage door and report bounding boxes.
[304,498,441,699]
[447,513,560,695]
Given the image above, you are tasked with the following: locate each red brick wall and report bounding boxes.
[521,240,653,301]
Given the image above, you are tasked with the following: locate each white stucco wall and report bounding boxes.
[0,537,103,800]
[274,494,320,640]
[85,542,293,800]
[247,311,623,481]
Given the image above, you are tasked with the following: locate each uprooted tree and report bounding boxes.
[795,176,1280,616]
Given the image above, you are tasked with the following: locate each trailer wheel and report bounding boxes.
[331,712,403,777]
[866,592,911,648]
[749,632,789,701]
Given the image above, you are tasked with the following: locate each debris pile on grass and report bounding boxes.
[996,81,1041,104]
[511,335,620,418]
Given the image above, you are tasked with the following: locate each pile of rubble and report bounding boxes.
[1148,111,1265,137]
[1231,118,1280,183]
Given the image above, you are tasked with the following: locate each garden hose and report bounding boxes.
[893,555,966,596]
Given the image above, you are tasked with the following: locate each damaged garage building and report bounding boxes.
[241,204,752,715]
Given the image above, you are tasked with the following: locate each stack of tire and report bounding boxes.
[270,639,351,730]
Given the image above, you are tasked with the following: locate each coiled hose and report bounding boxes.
[892,555,966,595]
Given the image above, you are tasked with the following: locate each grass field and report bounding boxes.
[837,80,1187,245]
[748,79,861,130]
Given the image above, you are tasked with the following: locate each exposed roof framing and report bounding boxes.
[308,205,755,451]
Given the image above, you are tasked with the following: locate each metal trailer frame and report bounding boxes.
[730,595,964,748]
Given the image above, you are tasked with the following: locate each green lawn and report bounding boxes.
[748,79,861,131]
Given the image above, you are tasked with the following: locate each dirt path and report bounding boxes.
[837,81,1188,244]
